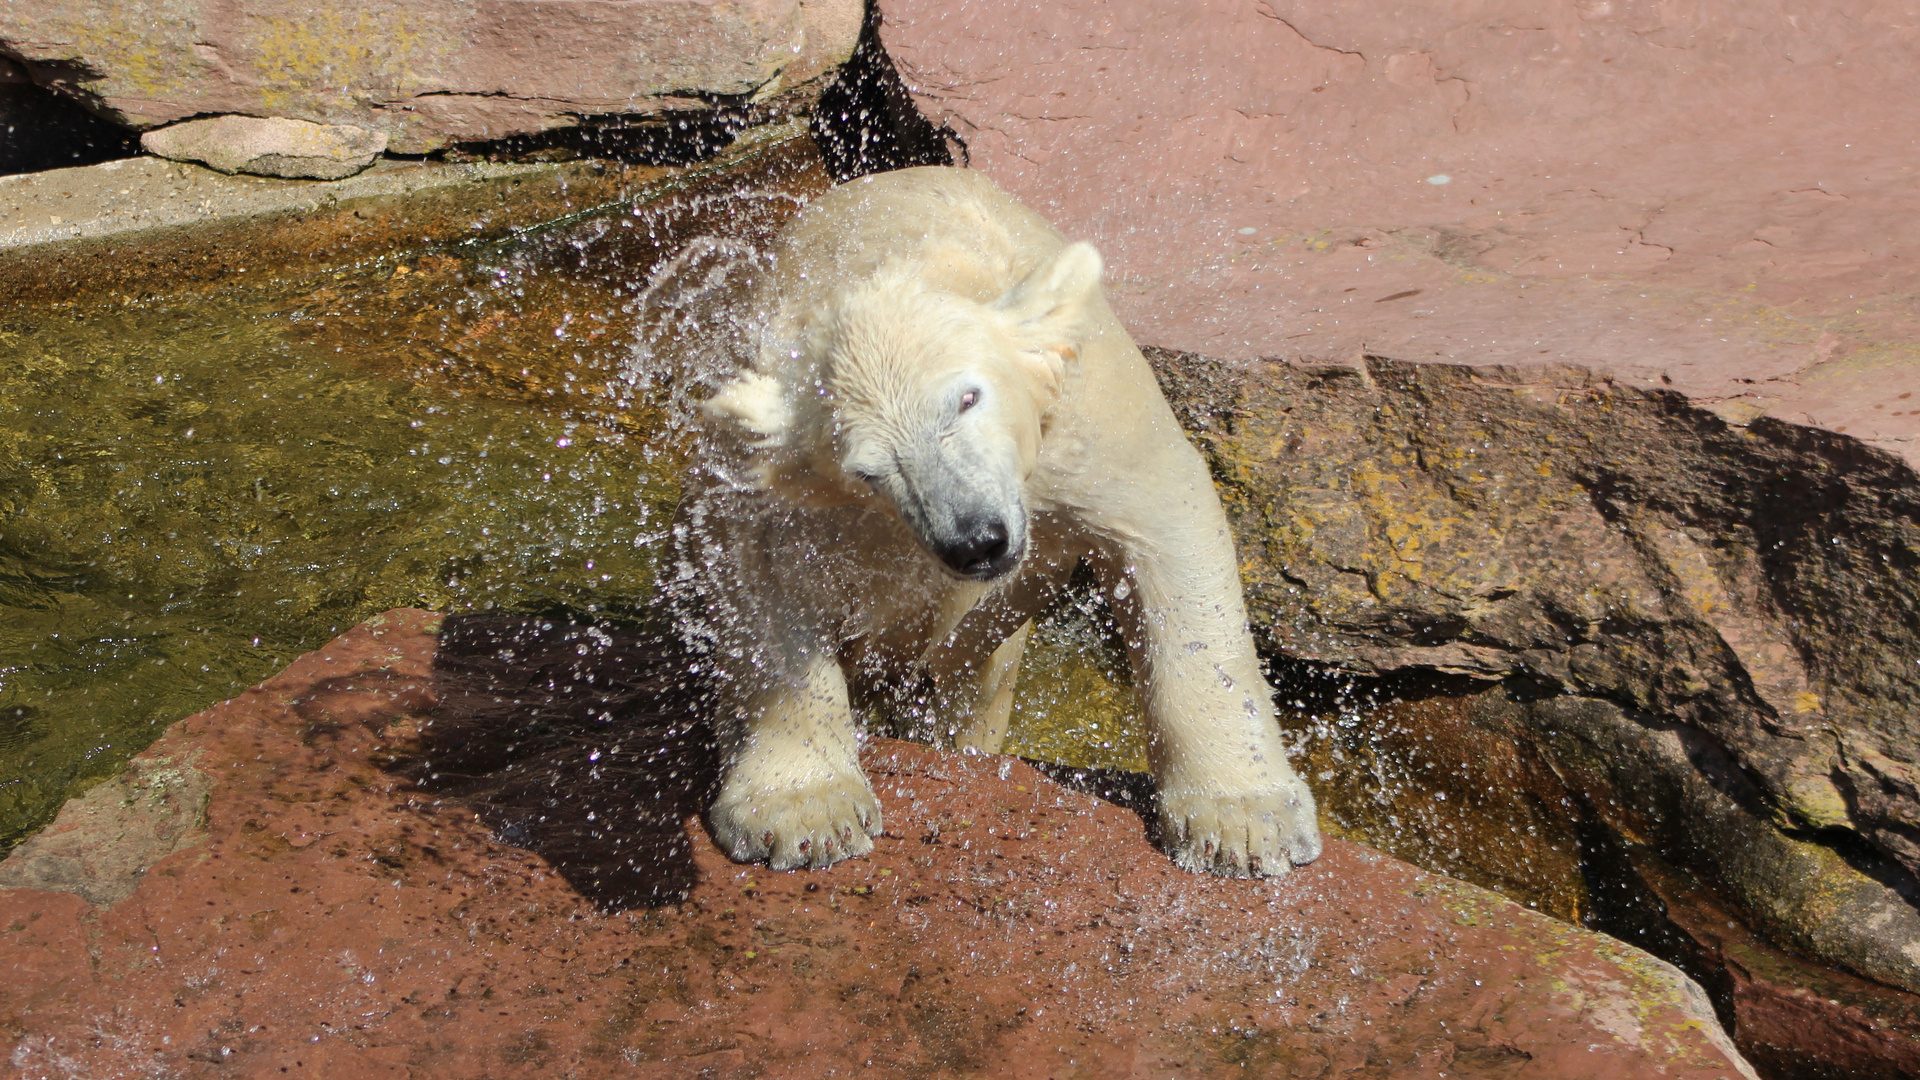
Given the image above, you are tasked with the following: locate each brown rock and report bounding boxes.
[1152,348,1920,976]
[1625,847,1920,1080]
[0,612,1756,1079]
[1519,694,1920,997]
[1276,675,1920,1071]
[141,115,387,180]
[876,0,1920,470]
[0,0,863,153]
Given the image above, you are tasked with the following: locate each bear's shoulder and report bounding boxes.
[773,168,1065,306]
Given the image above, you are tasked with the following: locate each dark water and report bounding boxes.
[0,278,682,850]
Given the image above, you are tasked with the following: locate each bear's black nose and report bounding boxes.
[942,519,1011,577]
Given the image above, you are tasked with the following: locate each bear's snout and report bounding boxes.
[936,516,1018,579]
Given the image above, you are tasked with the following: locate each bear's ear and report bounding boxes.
[703,370,791,448]
[994,242,1103,387]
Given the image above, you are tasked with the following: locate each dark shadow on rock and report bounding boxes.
[0,80,140,176]
[428,0,959,178]
[405,612,720,912]
[437,98,814,168]
[810,0,959,182]
[1022,760,1158,821]
[440,112,756,168]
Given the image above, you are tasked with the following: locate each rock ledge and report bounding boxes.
[0,611,1754,1078]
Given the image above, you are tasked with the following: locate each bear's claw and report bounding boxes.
[1157,781,1322,879]
[709,774,884,871]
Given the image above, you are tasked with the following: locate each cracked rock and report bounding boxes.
[1154,349,1920,885]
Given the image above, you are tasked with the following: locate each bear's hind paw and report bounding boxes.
[1158,784,1322,879]
[709,777,884,871]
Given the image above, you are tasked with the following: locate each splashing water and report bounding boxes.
[0,147,827,852]
[0,139,1147,856]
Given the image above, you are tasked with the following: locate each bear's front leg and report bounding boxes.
[709,651,882,870]
[1097,467,1322,878]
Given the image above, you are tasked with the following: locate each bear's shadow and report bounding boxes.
[404,612,720,912]
[402,610,1162,914]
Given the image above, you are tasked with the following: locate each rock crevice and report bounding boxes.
[1144,345,1920,1047]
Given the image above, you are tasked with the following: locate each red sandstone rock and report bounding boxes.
[877,0,1920,469]
[0,612,1754,1078]
[0,0,862,153]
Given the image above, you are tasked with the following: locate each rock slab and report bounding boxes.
[141,115,387,180]
[0,0,863,152]
[0,611,1755,1078]
[877,0,1920,470]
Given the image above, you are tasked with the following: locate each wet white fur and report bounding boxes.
[681,166,1320,877]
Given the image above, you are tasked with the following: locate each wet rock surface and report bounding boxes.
[1619,839,1920,1080]
[0,611,1756,1079]
[0,752,210,907]
[0,0,862,153]
[141,116,387,181]
[1280,676,1920,1079]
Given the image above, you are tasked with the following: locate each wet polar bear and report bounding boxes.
[680,166,1320,877]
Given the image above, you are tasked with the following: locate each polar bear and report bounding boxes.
[674,166,1320,878]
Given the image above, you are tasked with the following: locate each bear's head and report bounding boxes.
[706,241,1104,581]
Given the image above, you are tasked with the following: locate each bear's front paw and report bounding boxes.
[708,773,884,871]
[1157,779,1321,879]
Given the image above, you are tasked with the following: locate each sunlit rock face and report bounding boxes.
[0,0,862,152]
[876,0,1920,470]
[0,612,1758,1080]
[141,115,387,180]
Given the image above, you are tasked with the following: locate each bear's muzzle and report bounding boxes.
[934,515,1021,580]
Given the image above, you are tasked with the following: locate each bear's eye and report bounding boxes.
[957,389,979,413]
